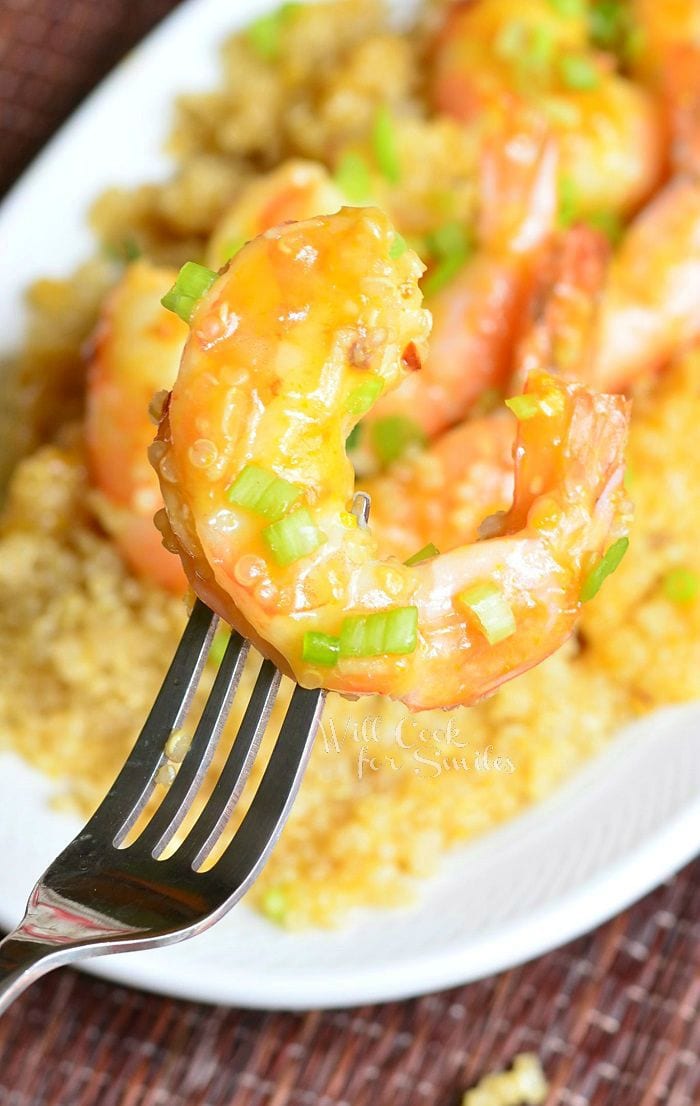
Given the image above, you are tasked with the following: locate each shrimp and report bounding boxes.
[359,413,515,562]
[358,121,559,453]
[431,0,665,217]
[86,260,188,592]
[206,160,345,269]
[627,0,700,84]
[578,45,700,392]
[152,208,631,711]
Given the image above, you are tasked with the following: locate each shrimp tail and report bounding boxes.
[501,371,632,554]
[478,114,559,256]
[511,222,611,390]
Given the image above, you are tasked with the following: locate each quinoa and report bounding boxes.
[1,0,698,928]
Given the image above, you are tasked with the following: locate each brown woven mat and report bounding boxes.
[0,2,699,1103]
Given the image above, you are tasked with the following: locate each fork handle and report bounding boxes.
[0,928,68,1016]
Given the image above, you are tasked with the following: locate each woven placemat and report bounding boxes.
[0,3,699,1103]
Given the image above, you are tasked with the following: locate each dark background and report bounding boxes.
[0,2,698,1103]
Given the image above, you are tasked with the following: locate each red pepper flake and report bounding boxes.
[402,342,422,372]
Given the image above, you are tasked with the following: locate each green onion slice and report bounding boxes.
[246,2,300,60]
[161,261,217,324]
[389,233,408,259]
[404,543,440,567]
[559,54,600,90]
[371,415,426,466]
[588,0,628,50]
[372,105,401,185]
[661,567,700,605]
[422,221,473,296]
[209,628,230,666]
[302,632,341,667]
[346,424,362,451]
[580,536,629,602]
[334,152,373,204]
[547,0,585,16]
[227,463,301,521]
[339,607,418,658]
[505,394,542,420]
[260,886,288,923]
[346,378,382,417]
[263,508,323,567]
[459,582,517,645]
[586,209,624,245]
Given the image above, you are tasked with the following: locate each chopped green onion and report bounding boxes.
[547,0,585,15]
[209,628,230,666]
[559,54,600,90]
[334,152,373,204]
[558,175,579,229]
[260,886,288,923]
[661,567,700,605]
[588,0,627,50]
[389,233,408,259]
[346,377,382,417]
[302,631,340,667]
[263,508,323,567]
[459,582,517,645]
[339,606,418,658]
[586,209,624,245]
[371,415,426,466]
[423,254,467,297]
[346,424,362,451]
[495,21,554,78]
[372,105,401,185]
[104,235,141,263]
[404,543,440,567]
[580,536,629,602]
[161,261,217,323]
[623,24,647,65]
[227,463,301,521]
[505,394,542,420]
[423,221,473,296]
[246,2,300,61]
[426,221,471,260]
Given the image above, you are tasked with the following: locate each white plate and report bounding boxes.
[1,0,699,1010]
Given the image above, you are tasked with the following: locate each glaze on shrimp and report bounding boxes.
[154,208,631,710]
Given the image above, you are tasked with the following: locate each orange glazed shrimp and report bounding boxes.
[86,260,188,592]
[431,0,664,217]
[359,121,559,453]
[153,208,631,710]
[581,46,700,392]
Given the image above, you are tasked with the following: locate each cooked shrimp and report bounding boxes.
[628,0,700,84]
[153,208,631,710]
[581,46,700,392]
[206,160,345,269]
[359,413,515,562]
[358,121,558,454]
[86,260,188,592]
[432,0,664,217]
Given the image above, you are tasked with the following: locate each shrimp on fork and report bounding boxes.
[153,208,631,711]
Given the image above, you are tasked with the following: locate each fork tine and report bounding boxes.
[136,631,250,858]
[207,685,325,890]
[176,659,283,869]
[87,599,217,843]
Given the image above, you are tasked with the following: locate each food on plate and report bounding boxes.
[86,260,188,592]
[1,0,698,926]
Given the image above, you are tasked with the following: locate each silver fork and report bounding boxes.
[0,599,326,1015]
